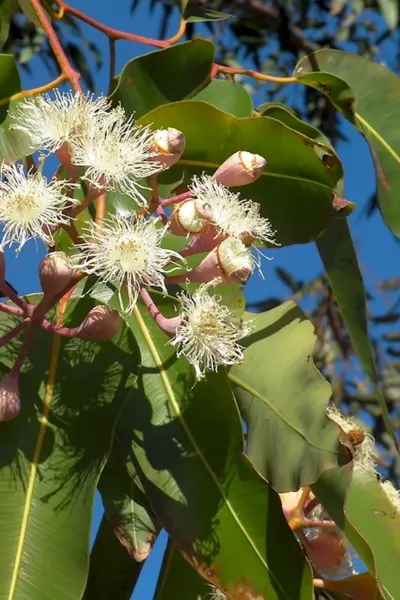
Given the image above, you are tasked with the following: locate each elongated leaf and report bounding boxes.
[83,514,144,600]
[0,54,32,160]
[0,295,139,600]
[155,538,211,600]
[110,40,215,118]
[294,50,400,237]
[230,301,349,492]
[172,0,230,21]
[139,101,343,246]
[377,0,398,29]
[192,79,252,118]
[316,218,399,451]
[313,464,400,600]
[116,293,314,599]
[98,435,159,562]
[0,1,18,51]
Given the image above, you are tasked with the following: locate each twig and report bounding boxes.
[29,0,81,92]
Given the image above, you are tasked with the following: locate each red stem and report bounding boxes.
[139,288,181,336]
[0,302,24,317]
[40,319,79,337]
[0,320,28,349]
[29,0,81,92]
[0,282,29,314]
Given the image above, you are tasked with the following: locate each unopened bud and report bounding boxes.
[217,237,253,283]
[77,305,122,341]
[39,252,73,298]
[0,374,20,421]
[169,200,206,236]
[151,128,185,170]
[212,151,266,187]
[303,530,346,573]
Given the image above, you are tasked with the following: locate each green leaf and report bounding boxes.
[98,436,159,562]
[295,70,356,123]
[83,514,144,600]
[172,0,230,21]
[294,49,400,237]
[139,101,343,246]
[110,40,215,119]
[0,54,32,160]
[155,539,211,600]
[117,293,314,599]
[191,79,252,117]
[316,218,399,452]
[377,0,398,29]
[313,464,400,600]
[230,301,348,492]
[0,295,139,600]
[0,1,18,51]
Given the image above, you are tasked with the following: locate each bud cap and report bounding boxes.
[151,128,186,170]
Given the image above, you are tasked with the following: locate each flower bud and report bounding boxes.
[217,237,253,283]
[303,530,346,573]
[0,374,20,421]
[212,151,266,187]
[77,305,122,341]
[151,128,185,170]
[39,252,73,298]
[169,200,206,236]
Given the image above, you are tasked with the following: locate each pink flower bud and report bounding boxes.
[0,374,20,421]
[212,151,266,187]
[39,252,73,298]
[169,200,206,236]
[77,305,122,341]
[151,128,185,170]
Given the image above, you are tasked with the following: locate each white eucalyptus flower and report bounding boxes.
[381,480,400,513]
[326,405,377,473]
[70,113,161,206]
[170,282,252,380]
[0,163,77,251]
[190,175,276,245]
[74,215,182,313]
[11,90,113,154]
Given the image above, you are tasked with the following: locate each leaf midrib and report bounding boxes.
[132,305,290,599]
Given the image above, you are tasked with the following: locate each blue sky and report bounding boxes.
[8,1,399,598]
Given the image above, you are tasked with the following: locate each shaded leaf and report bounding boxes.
[98,435,159,563]
[313,464,400,600]
[116,293,314,599]
[230,301,349,492]
[110,40,215,119]
[139,101,343,246]
[316,218,399,451]
[0,295,139,600]
[83,514,144,600]
[155,538,211,600]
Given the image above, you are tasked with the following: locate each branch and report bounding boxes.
[29,0,81,92]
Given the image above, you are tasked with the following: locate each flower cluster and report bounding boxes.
[0,88,275,402]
